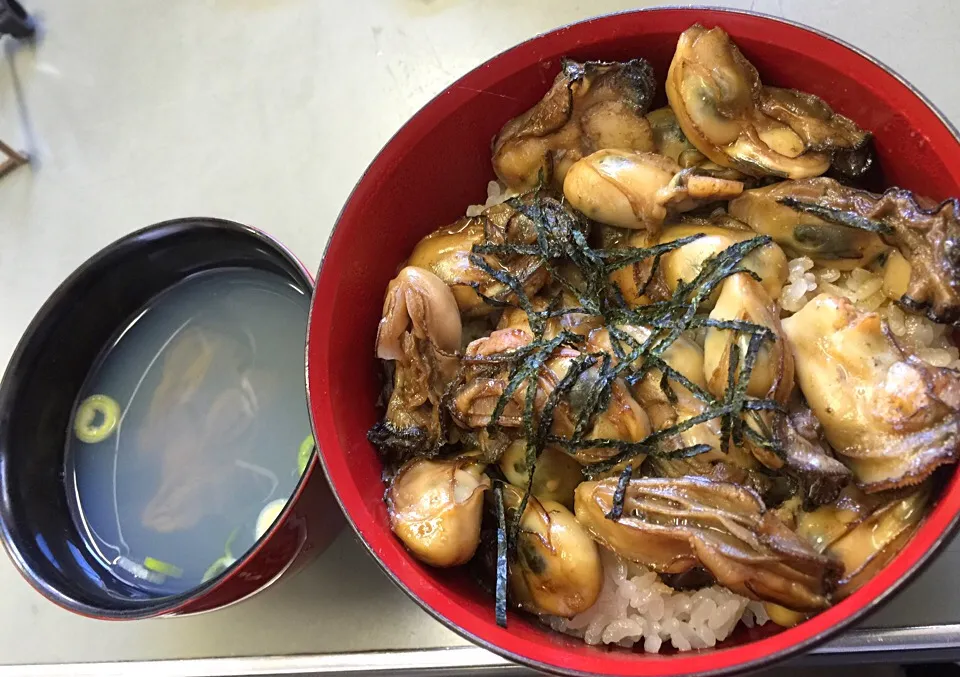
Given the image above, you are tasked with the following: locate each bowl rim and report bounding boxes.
[308,6,960,676]
[0,216,320,620]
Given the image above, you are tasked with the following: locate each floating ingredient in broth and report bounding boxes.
[139,330,280,535]
[73,394,121,443]
[202,556,236,583]
[144,556,183,579]
[783,294,960,491]
[493,58,657,191]
[256,499,287,540]
[64,268,311,595]
[298,434,314,476]
[202,527,241,583]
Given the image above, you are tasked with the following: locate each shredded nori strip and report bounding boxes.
[777,197,894,236]
[494,483,508,628]
[605,464,633,520]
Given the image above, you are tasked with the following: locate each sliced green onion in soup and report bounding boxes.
[255,499,287,540]
[143,556,183,578]
[73,395,121,443]
[201,528,242,583]
[202,556,237,583]
[297,435,314,476]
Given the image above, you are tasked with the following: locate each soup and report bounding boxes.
[64,267,312,596]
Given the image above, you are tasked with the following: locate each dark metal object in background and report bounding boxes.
[0,0,34,178]
[0,0,34,40]
[0,138,28,179]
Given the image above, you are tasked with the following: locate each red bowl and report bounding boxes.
[307,8,960,676]
[0,218,342,619]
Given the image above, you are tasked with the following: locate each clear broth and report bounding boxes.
[64,268,312,596]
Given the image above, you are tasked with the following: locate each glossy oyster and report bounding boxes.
[666,25,869,179]
[605,228,664,307]
[370,267,463,462]
[647,106,705,167]
[451,340,652,465]
[589,326,737,466]
[498,440,583,509]
[740,178,960,324]
[796,484,929,598]
[493,58,657,191]
[563,149,743,230]
[658,221,788,305]
[388,457,491,567]
[728,179,890,271]
[703,274,795,469]
[503,484,603,617]
[782,293,960,491]
[782,407,852,509]
[574,477,839,611]
[407,196,558,316]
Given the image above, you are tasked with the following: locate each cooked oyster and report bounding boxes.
[493,59,657,191]
[782,293,960,491]
[503,484,603,617]
[783,416,852,509]
[606,228,664,307]
[666,25,869,179]
[758,87,872,178]
[589,326,737,465]
[371,267,464,461]
[658,221,788,304]
[704,275,795,403]
[498,440,583,509]
[703,275,795,469]
[452,342,652,465]
[744,179,960,323]
[796,484,929,598]
[647,106,705,167]
[728,179,890,270]
[376,266,463,360]
[388,457,491,567]
[574,477,839,611]
[563,149,743,230]
[407,198,557,316]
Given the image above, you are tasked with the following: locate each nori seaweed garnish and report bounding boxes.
[494,483,508,628]
[605,463,633,520]
[777,197,894,236]
[462,198,786,482]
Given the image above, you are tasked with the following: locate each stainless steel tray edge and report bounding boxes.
[8,626,960,677]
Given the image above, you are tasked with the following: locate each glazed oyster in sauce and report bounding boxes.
[369,23,960,641]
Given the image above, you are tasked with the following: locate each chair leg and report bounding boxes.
[0,137,28,179]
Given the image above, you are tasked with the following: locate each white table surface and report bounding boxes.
[2,0,960,670]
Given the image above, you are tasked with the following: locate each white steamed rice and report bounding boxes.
[545,549,769,652]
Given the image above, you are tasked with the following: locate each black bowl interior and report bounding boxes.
[0,218,311,617]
